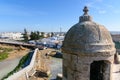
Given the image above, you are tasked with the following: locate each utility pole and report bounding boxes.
[60,27,62,36]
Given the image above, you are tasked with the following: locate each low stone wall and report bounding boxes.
[0,41,35,49]
[5,48,38,80]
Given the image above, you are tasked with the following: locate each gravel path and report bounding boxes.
[112,63,120,80]
[0,58,21,79]
[50,57,62,80]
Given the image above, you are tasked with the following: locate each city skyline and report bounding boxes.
[0,0,120,32]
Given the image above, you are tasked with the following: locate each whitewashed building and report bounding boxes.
[0,32,23,40]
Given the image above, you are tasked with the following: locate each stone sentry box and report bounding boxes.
[62,6,116,80]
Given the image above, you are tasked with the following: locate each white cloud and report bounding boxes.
[107,5,114,9]
[106,5,120,14]
[85,2,93,7]
[113,10,120,14]
[98,10,106,14]
[85,0,103,8]
[95,0,103,2]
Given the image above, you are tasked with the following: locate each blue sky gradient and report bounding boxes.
[0,0,120,32]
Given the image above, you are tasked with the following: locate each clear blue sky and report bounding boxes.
[0,0,120,32]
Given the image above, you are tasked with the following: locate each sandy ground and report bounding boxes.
[0,44,30,60]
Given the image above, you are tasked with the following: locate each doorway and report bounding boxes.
[90,60,110,80]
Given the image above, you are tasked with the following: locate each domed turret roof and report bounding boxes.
[62,6,116,56]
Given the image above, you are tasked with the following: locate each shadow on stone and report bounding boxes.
[52,52,62,58]
[34,70,48,78]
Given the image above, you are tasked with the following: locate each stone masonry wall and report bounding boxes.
[63,52,115,80]
[6,48,38,80]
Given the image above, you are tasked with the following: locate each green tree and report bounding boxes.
[30,31,41,40]
[22,28,29,42]
[51,32,54,37]
[36,31,40,39]
[40,32,45,38]
[30,31,34,40]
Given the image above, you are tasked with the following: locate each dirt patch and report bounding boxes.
[0,44,30,60]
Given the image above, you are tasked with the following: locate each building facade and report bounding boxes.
[0,32,23,40]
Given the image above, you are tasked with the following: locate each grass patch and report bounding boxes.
[2,52,31,80]
[0,47,13,61]
[0,52,8,61]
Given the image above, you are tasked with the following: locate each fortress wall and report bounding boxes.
[6,48,38,80]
